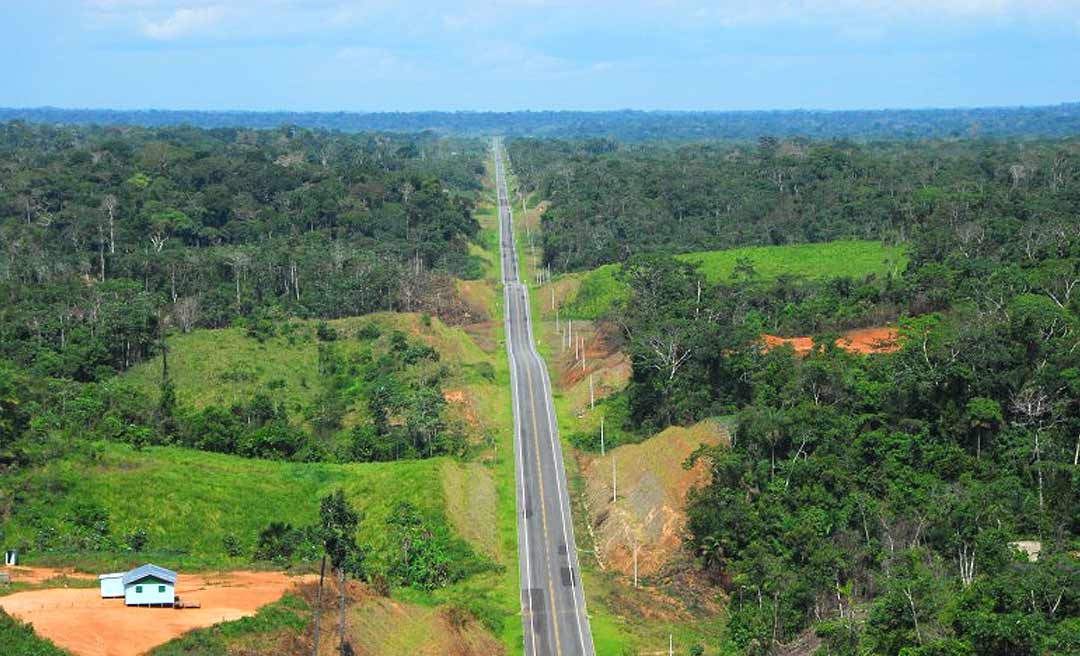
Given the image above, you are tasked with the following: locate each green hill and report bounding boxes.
[564,240,907,319]
[124,313,492,415]
[2,442,467,571]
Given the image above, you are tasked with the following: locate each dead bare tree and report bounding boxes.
[101,195,117,254]
[172,296,200,333]
[1009,163,1028,190]
[1010,384,1061,513]
[223,250,250,310]
[644,331,693,381]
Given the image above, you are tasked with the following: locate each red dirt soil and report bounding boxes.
[581,420,730,578]
[0,569,314,656]
[3,566,95,584]
[763,326,899,356]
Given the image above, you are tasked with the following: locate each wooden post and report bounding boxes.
[633,541,639,588]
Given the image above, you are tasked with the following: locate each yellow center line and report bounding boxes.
[516,291,563,656]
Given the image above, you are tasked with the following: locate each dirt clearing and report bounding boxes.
[3,566,95,584]
[763,326,899,355]
[0,570,313,656]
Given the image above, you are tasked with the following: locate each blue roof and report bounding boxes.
[122,564,177,586]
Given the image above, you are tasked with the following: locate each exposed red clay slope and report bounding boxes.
[763,326,899,356]
[581,419,730,578]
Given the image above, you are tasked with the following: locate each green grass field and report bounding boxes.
[564,240,908,319]
[124,312,491,416]
[2,442,456,571]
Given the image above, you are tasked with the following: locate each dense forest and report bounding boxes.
[0,121,486,466]
[526,135,1080,654]
[5,104,1080,140]
[508,137,1080,273]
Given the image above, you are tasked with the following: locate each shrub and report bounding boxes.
[355,323,381,340]
[254,522,298,563]
[245,317,276,343]
[223,533,244,557]
[125,527,149,552]
[315,321,338,341]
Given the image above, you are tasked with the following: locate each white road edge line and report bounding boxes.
[499,140,594,655]
[496,142,539,656]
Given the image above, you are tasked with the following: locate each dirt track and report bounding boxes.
[0,569,313,656]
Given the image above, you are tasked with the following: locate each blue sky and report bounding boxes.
[3,0,1079,111]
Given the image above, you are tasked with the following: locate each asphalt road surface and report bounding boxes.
[495,139,595,656]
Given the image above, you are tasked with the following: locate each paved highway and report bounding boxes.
[495,139,595,656]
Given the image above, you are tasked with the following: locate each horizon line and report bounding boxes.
[4,101,1079,116]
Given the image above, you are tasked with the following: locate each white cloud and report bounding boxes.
[139,5,227,40]
[79,0,1080,48]
[654,0,1080,27]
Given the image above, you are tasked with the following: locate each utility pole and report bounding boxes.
[633,540,639,587]
[669,634,673,656]
[600,416,605,455]
[612,456,617,503]
[589,374,595,409]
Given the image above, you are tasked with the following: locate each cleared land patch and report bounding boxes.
[1,443,463,571]
[124,312,490,416]
[557,240,907,319]
[763,326,900,355]
[0,570,311,656]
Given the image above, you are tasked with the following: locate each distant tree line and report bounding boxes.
[5,104,1080,140]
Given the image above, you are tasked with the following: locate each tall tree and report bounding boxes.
[319,489,364,656]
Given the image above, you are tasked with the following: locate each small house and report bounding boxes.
[122,564,177,607]
[4,549,17,566]
[99,572,125,598]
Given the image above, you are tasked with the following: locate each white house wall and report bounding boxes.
[99,574,124,598]
[124,577,175,606]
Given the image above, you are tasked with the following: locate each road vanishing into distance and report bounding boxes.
[495,139,596,656]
